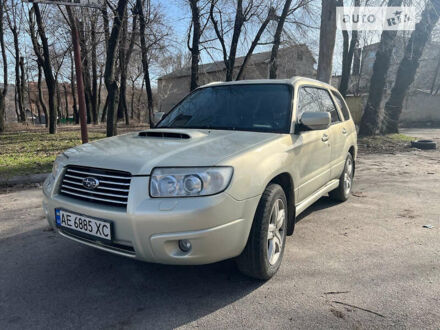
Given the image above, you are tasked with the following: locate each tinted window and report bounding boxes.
[297,87,340,123]
[331,91,351,121]
[158,84,292,133]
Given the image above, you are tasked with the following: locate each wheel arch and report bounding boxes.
[268,172,296,236]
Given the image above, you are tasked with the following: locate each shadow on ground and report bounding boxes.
[0,228,263,329]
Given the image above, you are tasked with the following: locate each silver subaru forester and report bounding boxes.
[43,77,357,280]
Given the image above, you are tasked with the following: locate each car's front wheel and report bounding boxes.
[236,183,288,280]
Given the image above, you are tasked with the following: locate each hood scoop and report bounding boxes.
[138,130,191,139]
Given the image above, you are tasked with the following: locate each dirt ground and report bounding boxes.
[0,129,439,329]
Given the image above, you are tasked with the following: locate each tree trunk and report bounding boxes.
[63,84,69,119]
[37,62,48,128]
[358,0,403,136]
[316,0,338,83]
[79,20,93,124]
[105,0,128,137]
[11,28,25,122]
[381,0,440,134]
[269,0,292,79]
[32,4,57,134]
[136,0,154,125]
[189,0,201,91]
[0,0,7,133]
[70,52,79,124]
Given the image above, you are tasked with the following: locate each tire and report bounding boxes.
[411,140,437,150]
[236,184,288,280]
[329,153,354,202]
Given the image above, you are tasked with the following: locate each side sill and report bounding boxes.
[295,179,340,216]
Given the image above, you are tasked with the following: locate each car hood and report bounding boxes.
[63,129,282,175]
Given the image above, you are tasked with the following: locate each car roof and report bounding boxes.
[200,76,337,92]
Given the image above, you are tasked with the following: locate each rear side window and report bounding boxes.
[331,91,351,121]
[297,87,341,123]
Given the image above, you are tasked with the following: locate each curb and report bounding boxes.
[0,173,50,187]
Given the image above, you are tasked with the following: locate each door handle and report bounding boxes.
[321,134,329,142]
[342,128,347,135]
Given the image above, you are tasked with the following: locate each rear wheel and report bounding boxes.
[329,153,354,202]
[236,184,288,280]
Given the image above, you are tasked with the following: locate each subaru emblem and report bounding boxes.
[82,177,100,190]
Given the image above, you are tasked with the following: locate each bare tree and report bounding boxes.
[0,0,8,133]
[210,0,257,81]
[236,6,275,80]
[29,4,57,134]
[382,0,440,133]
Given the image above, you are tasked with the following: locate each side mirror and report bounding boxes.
[299,112,330,131]
[153,112,165,125]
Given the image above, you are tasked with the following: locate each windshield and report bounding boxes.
[157,84,292,133]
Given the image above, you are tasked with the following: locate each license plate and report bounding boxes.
[55,209,112,241]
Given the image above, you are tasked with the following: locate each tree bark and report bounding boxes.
[105,0,128,137]
[136,0,154,125]
[381,0,440,134]
[269,0,292,79]
[0,0,8,133]
[188,0,201,91]
[358,0,403,136]
[316,0,338,83]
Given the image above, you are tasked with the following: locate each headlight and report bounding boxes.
[52,153,67,178]
[150,167,233,197]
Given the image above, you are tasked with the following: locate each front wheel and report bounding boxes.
[236,184,288,280]
[329,153,354,202]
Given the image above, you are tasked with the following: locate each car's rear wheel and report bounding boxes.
[329,153,354,202]
[236,184,287,280]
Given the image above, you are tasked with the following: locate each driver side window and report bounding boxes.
[297,87,341,124]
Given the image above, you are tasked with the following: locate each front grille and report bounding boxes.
[60,166,131,208]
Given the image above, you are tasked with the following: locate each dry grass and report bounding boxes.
[0,124,148,179]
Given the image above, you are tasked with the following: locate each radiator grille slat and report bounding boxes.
[59,166,131,208]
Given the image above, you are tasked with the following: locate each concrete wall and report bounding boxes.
[345,92,440,127]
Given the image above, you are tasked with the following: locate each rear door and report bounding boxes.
[295,86,332,202]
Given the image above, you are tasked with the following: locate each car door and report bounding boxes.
[294,86,332,202]
[325,89,349,180]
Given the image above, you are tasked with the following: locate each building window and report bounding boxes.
[297,51,303,61]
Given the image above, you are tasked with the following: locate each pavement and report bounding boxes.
[0,129,439,329]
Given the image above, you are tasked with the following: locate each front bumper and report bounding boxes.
[43,175,260,265]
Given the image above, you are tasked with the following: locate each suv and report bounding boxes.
[43,77,357,280]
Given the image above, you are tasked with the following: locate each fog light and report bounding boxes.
[178,239,192,252]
